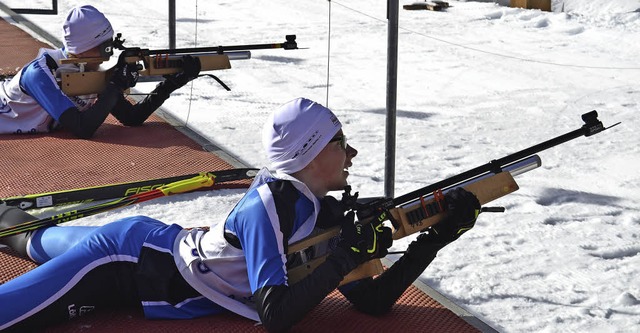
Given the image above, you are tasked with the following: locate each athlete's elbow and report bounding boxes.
[70,127,97,139]
[255,286,296,333]
[119,119,145,127]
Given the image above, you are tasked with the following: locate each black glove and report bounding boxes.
[110,52,139,90]
[337,212,393,265]
[428,187,480,244]
[164,55,201,87]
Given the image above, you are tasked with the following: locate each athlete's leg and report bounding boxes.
[28,225,98,263]
[0,216,165,332]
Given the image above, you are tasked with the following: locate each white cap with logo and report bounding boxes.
[62,5,114,55]
[263,98,342,174]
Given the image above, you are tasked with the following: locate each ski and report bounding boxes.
[0,169,258,238]
[2,168,259,210]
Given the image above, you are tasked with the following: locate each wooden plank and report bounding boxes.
[510,0,551,12]
[403,1,450,11]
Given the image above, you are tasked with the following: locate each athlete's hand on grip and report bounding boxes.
[110,52,140,90]
[337,212,393,265]
[429,188,480,243]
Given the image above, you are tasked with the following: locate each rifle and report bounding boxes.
[58,34,299,96]
[286,111,620,285]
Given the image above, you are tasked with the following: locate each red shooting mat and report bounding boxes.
[0,16,50,78]
[0,248,480,333]
[0,114,250,198]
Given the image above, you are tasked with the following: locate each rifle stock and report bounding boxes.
[58,34,298,96]
[286,110,619,286]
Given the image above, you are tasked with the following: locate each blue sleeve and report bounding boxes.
[226,188,289,292]
[20,57,76,121]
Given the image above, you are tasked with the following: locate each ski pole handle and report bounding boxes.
[159,173,215,196]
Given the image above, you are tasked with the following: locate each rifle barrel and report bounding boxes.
[151,51,251,60]
[113,33,297,56]
[146,36,297,55]
[399,155,541,210]
[392,111,607,206]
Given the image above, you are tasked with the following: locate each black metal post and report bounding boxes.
[169,0,176,49]
[385,0,399,199]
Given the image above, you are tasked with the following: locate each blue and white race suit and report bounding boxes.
[174,168,321,321]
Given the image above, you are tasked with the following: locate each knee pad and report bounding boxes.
[0,205,37,258]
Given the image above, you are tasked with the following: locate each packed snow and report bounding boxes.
[2,0,639,332]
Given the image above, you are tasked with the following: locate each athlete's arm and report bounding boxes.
[20,55,120,139]
[229,181,362,332]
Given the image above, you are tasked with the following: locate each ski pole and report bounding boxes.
[0,173,215,238]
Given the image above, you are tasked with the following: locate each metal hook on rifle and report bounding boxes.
[480,207,505,213]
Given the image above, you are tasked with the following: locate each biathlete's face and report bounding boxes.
[313,130,358,193]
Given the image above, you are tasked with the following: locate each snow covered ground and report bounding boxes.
[2,0,639,332]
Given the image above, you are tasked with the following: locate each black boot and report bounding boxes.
[0,204,36,258]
